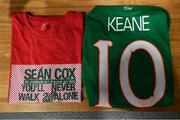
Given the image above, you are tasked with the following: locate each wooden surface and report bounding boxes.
[0,0,180,112]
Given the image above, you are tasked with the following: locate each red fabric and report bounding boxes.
[11,12,84,64]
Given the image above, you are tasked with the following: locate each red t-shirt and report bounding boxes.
[8,12,84,103]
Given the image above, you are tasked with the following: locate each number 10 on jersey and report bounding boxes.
[94,40,166,108]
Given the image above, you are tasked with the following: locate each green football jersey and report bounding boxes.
[83,6,174,108]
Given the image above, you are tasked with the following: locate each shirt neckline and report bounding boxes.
[23,12,69,37]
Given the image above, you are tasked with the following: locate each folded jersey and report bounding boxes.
[8,11,84,103]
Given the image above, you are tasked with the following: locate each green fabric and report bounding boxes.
[83,6,174,108]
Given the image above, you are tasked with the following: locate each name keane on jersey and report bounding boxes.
[108,15,150,32]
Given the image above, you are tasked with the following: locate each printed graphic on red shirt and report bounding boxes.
[9,64,81,103]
